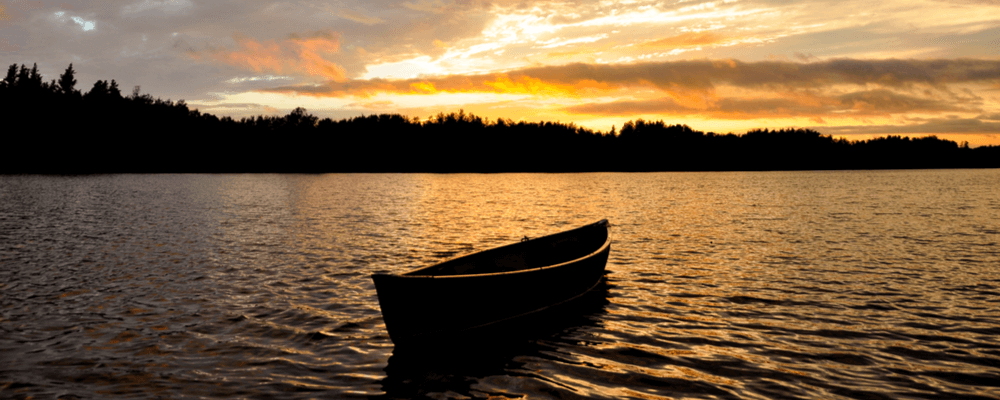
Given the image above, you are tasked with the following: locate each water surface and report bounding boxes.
[1,171,998,399]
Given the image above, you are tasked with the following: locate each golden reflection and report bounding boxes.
[394,174,613,257]
[580,347,742,387]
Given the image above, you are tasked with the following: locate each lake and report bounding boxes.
[1,171,998,399]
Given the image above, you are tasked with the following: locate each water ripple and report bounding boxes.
[1,171,999,398]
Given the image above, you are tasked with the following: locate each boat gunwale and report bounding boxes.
[378,220,610,280]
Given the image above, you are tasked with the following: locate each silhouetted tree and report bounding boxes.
[57,63,78,95]
[109,80,122,98]
[284,107,318,129]
[1,61,998,173]
[27,63,42,88]
[86,80,109,99]
[15,64,30,88]
[1,64,16,89]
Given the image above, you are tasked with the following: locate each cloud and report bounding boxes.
[253,57,1000,123]
[225,75,294,84]
[640,32,728,49]
[0,38,18,51]
[121,0,193,15]
[5,0,995,144]
[816,118,1000,135]
[266,58,1000,99]
[335,8,384,25]
[836,89,974,114]
[566,97,695,116]
[49,10,97,32]
[402,0,452,14]
[535,34,608,49]
[565,89,973,120]
[509,58,1000,91]
[266,73,598,99]
[188,30,347,81]
[0,1,42,23]
[184,101,281,118]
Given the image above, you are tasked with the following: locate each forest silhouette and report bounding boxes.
[2,63,998,173]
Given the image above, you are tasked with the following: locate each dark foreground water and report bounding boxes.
[1,171,998,399]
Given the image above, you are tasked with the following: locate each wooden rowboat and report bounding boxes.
[371,219,611,345]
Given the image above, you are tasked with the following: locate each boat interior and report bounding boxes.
[405,221,609,277]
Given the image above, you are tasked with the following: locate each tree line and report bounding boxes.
[2,63,998,173]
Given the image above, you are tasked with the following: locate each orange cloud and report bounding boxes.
[409,81,437,94]
[269,72,608,98]
[483,75,577,96]
[261,58,1000,123]
[291,34,346,80]
[189,31,346,81]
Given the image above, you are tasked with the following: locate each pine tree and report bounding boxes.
[86,80,109,99]
[1,64,16,88]
[109,80,121,98]
[58,63,78,95]
[15,64,29,87]
[28,63,42,87]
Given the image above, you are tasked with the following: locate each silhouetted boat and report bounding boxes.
[371,219,611,345]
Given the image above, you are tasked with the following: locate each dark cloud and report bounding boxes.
[512,58,1000,91]
[273,58,1000,96]
[836,89,974,114]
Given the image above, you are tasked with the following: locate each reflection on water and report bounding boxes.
[379,279,611,399]
[1,171,999,399]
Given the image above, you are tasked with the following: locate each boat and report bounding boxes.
[371,219,611,345]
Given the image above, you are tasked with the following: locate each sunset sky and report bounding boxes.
[2,0,999,145]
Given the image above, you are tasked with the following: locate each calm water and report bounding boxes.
[1,171,998,399]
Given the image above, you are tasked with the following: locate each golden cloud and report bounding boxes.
[268,74,594,98]
[189,30,347,81]
[641,32,728,49]
[266,58,1000,95]
[261,58,999,122]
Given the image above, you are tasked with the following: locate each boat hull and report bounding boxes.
[372,220,611,345]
